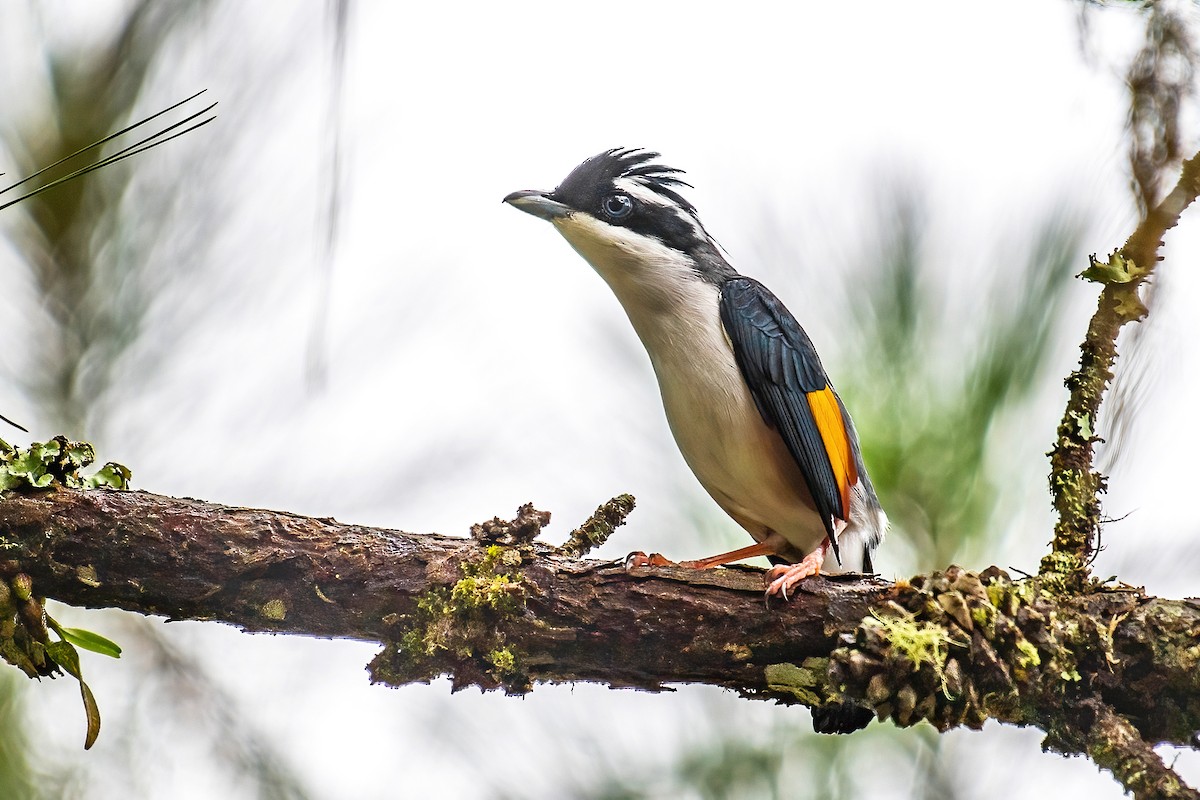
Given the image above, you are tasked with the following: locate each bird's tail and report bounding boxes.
[811,703,874,734]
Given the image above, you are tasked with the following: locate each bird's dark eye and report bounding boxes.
[602,194,633,220]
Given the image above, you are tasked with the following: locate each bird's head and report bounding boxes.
[504,149,735,298]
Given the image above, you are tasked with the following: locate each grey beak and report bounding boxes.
[503,190,572,221]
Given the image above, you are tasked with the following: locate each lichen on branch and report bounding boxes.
[372,542,534,693]
[0,436,131,492]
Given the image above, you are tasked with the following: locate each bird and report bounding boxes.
[504,150,887,732]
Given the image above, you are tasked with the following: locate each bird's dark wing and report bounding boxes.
[719,277,857,543]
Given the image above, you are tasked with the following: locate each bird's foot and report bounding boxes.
[624,551,677,570]
[764,547,826,601]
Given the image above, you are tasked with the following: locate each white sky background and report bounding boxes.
[2,0,1200,797]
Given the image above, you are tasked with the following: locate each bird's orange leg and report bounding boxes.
[680,541,778,569]
[764,538,830,600]
[625,541,777,571]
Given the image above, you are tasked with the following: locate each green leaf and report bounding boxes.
[43,623,109,748]
[63,441,95,471]
[58,627,122,659]
[80,679,101,750]
[6,448,53,486]
[1078,250,1148,285]
[1113,287,1149,321]
[1071,412,1093,440]
[45,640,83,680]
[85,462,132,490]
[44,639,104,748]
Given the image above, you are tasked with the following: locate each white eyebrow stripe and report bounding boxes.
[612,177,670,206]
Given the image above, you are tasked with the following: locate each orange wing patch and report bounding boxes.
[805,386,858,521]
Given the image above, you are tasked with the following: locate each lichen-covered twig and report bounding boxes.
[1044,150,1200,586]
[559,494,636,559]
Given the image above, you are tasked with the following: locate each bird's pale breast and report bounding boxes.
[643,284,830,562]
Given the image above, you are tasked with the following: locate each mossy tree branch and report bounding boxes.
[1043,150,1200,587]
[0,487,1198,798]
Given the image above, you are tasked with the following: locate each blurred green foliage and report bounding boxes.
[843,198,1080,571]
[0,670,36,800]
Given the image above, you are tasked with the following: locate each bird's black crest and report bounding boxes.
[549,148,734,272]
[551,148,697,218]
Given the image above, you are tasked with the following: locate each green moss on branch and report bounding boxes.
[370,517,546,694]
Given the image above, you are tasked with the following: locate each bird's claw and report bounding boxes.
[763,558,822,602]
[624,551,675,570]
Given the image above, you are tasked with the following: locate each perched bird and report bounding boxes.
[504,150,886,731]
